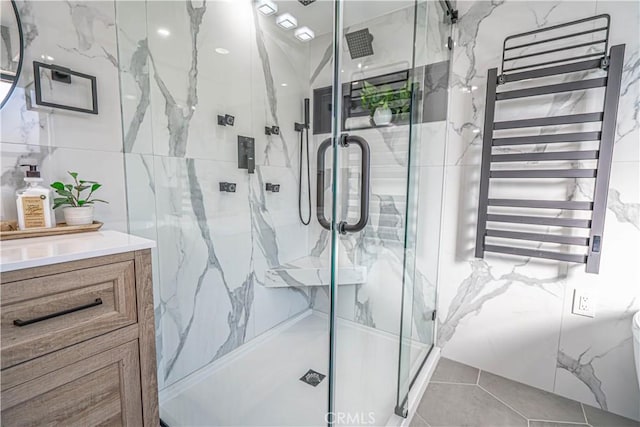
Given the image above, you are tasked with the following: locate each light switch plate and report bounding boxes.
[572,289,595,318]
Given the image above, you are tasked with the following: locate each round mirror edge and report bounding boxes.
[0,0,25,110]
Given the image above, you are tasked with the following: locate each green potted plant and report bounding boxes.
[360,82,394,126]
[390,81,413,122]
[50,172,108,226]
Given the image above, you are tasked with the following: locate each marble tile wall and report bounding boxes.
[0,0,127,231]
[117,1,449,393]
[437,0,640,420]
[115,0,449,398]
[116,0,320,389]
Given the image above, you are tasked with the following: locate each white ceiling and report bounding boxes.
[273,0,414,36]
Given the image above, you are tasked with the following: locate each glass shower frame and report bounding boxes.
[395,0,452,416]
[117,0,446,424]
[327,0,448,422]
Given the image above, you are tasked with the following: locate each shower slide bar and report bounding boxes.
[317,134,371,234]
[475,14,625,273]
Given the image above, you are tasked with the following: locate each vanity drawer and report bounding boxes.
[1,338,143,427]
[1,261,137,369]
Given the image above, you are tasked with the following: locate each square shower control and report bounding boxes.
[237,136,255,174]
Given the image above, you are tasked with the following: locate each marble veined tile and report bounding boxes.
[553,162,640,421]
[116,0,152,155]
[152,155,316,386]
[440,1,640,422]
[0,142,127,232]
[437,165,566,392]
[2,1,123,153]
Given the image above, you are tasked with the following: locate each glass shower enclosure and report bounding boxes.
[117,0,449,425]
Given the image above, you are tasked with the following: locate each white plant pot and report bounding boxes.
[373,107,392,126]
[63,206,94,226]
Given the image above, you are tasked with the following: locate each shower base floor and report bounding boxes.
[159,311,430,426]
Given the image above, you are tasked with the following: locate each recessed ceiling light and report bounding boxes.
[276,13,297,30]
[294,26,315,42]
[157,28,170,37]
[215,47,230,55]
[256,0,277,16]
[281,83,288,87]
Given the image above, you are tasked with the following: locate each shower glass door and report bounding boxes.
[118,0,441,425]
[327,0,442,424]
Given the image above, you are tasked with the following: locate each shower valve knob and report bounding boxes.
[265,183,280,193]
[219,182,237,193]
[265,126,280,135]
[217,114,235,126]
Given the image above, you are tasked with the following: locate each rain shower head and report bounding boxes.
[298,0,316,5]
[345,28,374,59]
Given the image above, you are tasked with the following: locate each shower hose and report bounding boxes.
[299,127,311,226]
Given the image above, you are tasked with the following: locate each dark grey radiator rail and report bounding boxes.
[475,14,625,273]
[493,112,603,130]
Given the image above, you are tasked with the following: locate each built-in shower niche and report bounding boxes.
[313,63,449,134]
[263,255,367,287]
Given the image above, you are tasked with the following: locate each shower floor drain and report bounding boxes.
[300,369,326,387]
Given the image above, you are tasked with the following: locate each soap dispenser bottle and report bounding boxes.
[15,164,55,230]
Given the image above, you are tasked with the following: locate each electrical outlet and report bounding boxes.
[572,289,595,318]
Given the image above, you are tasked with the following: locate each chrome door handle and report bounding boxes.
[316,134,371,234]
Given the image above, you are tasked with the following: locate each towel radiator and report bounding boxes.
[475,14,625,273]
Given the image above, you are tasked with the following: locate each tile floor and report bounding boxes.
[412,358,640,427]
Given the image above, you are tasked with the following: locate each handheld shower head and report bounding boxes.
[304,98,310,128]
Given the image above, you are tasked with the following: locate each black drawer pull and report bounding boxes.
[13,298,103,327]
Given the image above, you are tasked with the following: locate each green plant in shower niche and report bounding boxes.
[360,81,392,114]
[392,81,413,115]
[50,172,108,209]
[360,81,413,116]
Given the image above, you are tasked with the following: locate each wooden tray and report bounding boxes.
[0,221,103,241]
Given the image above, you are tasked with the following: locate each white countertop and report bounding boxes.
[0,230,156,272]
